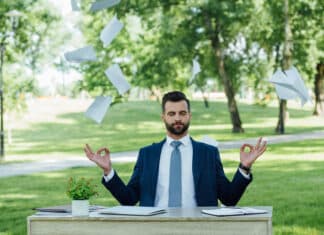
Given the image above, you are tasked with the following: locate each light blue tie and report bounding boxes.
[168,141,182,207]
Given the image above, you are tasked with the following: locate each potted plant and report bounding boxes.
[66,177,98,216]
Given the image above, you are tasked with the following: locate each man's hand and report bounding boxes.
[84,144,112,175]
[239,137,267,169]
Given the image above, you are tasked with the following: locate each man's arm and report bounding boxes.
[101,167,141,206]
[84,144,141,205]
[217,137,267,206]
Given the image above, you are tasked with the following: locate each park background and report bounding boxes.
[0,0,323,234]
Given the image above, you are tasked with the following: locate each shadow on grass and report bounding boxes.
[8,101,323,156]
[0,160,323,235]
[268,139,324,155]
[238,160,324,235]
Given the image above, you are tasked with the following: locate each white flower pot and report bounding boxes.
[72,200,89,217]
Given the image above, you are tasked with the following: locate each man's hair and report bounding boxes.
[162,91,190,112]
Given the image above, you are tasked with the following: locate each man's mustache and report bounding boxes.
[173,122,184,126]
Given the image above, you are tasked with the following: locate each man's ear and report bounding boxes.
[161,113,165,121]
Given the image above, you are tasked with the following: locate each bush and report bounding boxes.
[66,177,98,200]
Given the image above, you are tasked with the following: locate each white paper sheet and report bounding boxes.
[105,64,131,95]
[270,70,298,100]
[85,96,112,124]
[64,45,97,63]
[285,67,311,105]
[71,0,80,11]
[202,207,267,217]
[99,206,166,216]
[189,58,201,84]
[100,15,124,47]
[90,0,121,12]
[269,66,311,106]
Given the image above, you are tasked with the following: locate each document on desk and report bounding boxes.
[202,207,268,216]
[34,205,105,213]
[99,206,166,216]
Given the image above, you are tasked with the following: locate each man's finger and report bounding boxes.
[84,148,93,160]
[240,144,253,152]
[85,144,94,154]
[97,147,110,156]
[255,137,262,149]
[253,143,267,160]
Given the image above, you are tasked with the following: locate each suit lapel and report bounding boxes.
[150,139,166,200]
[191,139,203,191]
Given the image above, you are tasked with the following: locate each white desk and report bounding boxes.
[27,206,272,235]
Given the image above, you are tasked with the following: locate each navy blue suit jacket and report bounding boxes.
[102,138,252,207]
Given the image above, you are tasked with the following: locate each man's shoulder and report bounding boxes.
[191,138,219,151]
[139,139,166,152]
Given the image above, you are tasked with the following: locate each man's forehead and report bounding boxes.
[164,100,189,112]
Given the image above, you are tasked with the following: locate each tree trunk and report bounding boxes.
[313,62,324,116]
[275,100,287,134]
[197,86,209,108]
[203,95,209,108]
[216,50,244,133]
[275,0,292,134]
[204,14,244,133]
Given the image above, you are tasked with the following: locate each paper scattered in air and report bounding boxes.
[85,96,113,124]
[200,135,219,147]
[269,66,311,106]
[189,58,201,84]
[105,64,131,95]
[71,0,80,11]
[100,15,123,47]
[64,46,97,63]
[90,0,121,12]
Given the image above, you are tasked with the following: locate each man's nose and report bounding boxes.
[174,113,181,120]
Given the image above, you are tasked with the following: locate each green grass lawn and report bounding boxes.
[5,98,324,160]
[0,140,324,235]
[1,98,324,234]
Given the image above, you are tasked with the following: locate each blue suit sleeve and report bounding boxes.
[101,150,143,205]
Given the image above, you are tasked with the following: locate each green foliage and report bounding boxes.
[256,0,323,80]
[66,177,98,200]
[0,0,62,115]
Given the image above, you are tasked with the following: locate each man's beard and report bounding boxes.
[164,121,190,136]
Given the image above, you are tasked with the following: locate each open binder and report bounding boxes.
[99,206,166,216]
[202,207,268,217]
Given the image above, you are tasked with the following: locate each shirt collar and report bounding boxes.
[166,134,190,147]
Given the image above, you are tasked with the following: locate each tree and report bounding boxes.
[252,0,324,134]
[23,2,61,80]
[80,0,262,132]
[0,0,63,155]
[313,62,324,116]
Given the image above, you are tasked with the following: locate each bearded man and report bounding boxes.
[84,91,267,207]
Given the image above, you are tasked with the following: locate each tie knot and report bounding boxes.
[171,141,182,149]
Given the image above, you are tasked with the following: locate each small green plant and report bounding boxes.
[66,177,98,200]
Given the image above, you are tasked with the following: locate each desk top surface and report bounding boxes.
[28,206,272,222]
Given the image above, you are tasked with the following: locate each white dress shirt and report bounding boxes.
[154,135,197,208]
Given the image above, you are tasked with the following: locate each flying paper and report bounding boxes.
[64,46,97,63]
[105,64,131,95]
[269,66,311,106]
[200,135,219,147]
[100,15,124,47]
[189,58,201,84]
[90,0,121,12]
[71,0,80,11]
[85,96,112,124]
